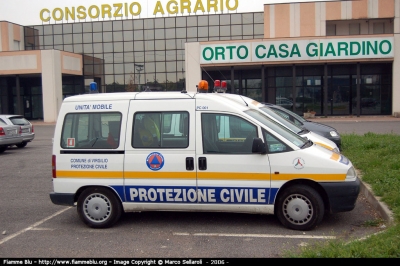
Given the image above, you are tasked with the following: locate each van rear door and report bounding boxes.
[54,100,129,196]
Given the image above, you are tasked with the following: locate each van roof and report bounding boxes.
[62,92,259,103]
[63,92,196,102]
[62,92,252,113]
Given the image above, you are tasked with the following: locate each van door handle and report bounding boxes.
[186,157,194,171]
[198,157,207,171]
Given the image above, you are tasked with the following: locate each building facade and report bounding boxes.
[0,0,399,122]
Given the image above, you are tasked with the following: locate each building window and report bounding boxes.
[25,12,264,94]
[373,22,385,34]
[349,23,360,35]
[326,24,336,36]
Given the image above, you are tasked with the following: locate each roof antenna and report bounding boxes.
[239,95,248,106]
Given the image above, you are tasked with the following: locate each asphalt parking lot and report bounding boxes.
[0,118,398,258]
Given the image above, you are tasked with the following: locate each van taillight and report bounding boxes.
[52,155,56,178]
[0,127,4,136]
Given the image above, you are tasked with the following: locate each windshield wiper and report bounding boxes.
[297,129,309,135]
[300,139,313,149]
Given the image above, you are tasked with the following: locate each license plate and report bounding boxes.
[7,129,17,135]
[22,128,30,133]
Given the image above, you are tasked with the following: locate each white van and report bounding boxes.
[50,89,360,231]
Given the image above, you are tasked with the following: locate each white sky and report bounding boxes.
[0,0,333,26]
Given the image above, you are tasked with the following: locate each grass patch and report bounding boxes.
[361,219,384,227]
[286,133,400,258]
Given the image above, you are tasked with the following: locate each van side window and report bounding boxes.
[262,129,292,153]
[202,113,257,154]
[61,112,122,149]
[132,112,189,148]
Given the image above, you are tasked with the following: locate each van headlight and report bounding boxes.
[346,166,357,181]
[332,147,340,153]
[330,131,339,137]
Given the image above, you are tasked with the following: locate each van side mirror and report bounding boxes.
[252,138,267,154]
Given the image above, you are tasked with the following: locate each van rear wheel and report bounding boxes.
[77,187,122,228]
[276,185,324,231]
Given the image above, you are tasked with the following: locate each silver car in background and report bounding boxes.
[0,120,23,153]
[0,115,35,148]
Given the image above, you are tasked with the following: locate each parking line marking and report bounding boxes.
[0,207,71,245]
[173,232,336,239]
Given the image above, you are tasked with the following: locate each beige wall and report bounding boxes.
[264,0,396,38]
[0,22,9,51]
[353,0,368,19]
[300,3,315,37]
[326,1,342,21]
[0,22,24,51]
[264,5,270,39]
[0,50,83,122]
[0,51,42,74]
[275,5,291,38]
[379,0,395,18]
[0,50,82,76]
[61,51,83,75]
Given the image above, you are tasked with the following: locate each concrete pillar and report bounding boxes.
[41,50,62,123]
[185,42,201,92]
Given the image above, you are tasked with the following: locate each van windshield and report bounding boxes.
[244,109,307,148]
[259,106,303,134]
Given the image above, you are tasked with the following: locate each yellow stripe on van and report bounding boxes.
[124,172,197,179]
[272,173,346,181]
[56,171,346,182]
[197,172,269,180]
[314,142,334,150]
[56,171,123,179]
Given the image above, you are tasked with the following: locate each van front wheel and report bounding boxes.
[276,185,324,231]
[77,187,122,228]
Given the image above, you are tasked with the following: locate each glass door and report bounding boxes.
[360,75,381,115]
[328,75,351,115]
[242,78,262,102]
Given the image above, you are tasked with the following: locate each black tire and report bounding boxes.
[0,146,6,153]
[77,187,122,228]
[16,142,27,148]
[276,185,324,231]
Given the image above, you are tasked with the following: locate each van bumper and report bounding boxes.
[50,192,75,206]
[320,177,360,213]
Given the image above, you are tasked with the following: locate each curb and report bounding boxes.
[359,179,394,225]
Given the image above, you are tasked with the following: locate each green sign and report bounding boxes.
[200,38,394,64]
